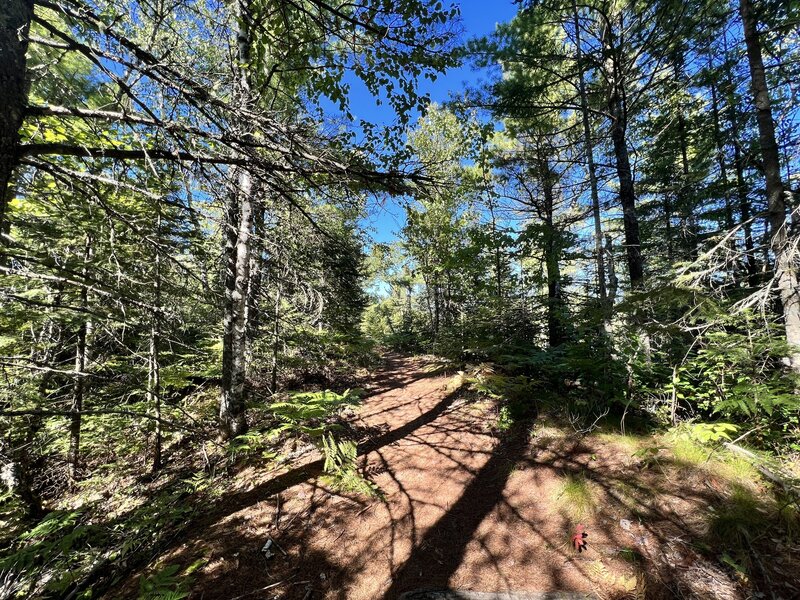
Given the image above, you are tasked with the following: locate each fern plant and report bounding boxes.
[320,434,380,497]
[269,389,362,439]
[138,564,189,600]
[267,389,378,496]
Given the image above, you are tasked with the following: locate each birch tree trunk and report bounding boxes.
[220,0,257,437]
[220,169,255,437]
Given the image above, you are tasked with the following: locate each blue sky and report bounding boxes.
[353,1,519,246]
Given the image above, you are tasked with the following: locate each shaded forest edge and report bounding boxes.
[1,354,798,599]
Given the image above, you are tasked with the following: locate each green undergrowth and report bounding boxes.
[320,434,381,498]
[597,420,799,583]
[0,471,222,599]
[0,385,227,599]
[232,388,380,497]
[138,559,205,600]
[460,364,798,587]
[271,329,379,389]
[458,366,538,433]
[0,387,380,599]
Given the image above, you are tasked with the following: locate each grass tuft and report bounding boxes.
[776,496,800,538]
[595,432,646,453]
[668,435,709,466]
[555,472,597,520]
[712,454,761,486]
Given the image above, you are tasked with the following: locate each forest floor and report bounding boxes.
[124,355,800,600]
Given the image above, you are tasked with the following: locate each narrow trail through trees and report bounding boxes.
[137,355,773,600]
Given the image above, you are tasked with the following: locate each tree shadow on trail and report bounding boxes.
[163,383,466,564]
[381,419,534,599]
[122,376,466,599]
[360,354,455,399]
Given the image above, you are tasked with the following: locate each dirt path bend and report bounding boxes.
[157,355,743,600]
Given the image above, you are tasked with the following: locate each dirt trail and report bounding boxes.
[158,355,750,600]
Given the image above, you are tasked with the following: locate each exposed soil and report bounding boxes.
[126,355,799,600]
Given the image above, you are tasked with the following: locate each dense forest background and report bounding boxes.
[1,0,799,598]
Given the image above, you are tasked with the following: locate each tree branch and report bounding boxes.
[0,408,191,430]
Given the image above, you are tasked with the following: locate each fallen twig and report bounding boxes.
[227,578,293,600]
[724,442,800,499]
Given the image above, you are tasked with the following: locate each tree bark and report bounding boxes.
[674,58,698,261]
[220,168,254,438]
[605,234,618,304]
[270,277,283,394]
[538,152,567,347]
[572,0,607,305]
[724,72,758,286]
[148,322,161,470]
[603,25,644,289]
[149,210,162,471]
[0,0,34,248]
[740,0,800,370]
[488,197,504,309]
[68,235,93,480]
[709,80,734,232]
[709,77,738,283]
[245,199,266,361]
[220,0,257,438]
[432,276,441,336]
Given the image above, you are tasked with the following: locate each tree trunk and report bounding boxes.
[604,26,644,289]
[270,277,282,394]
[149,211,162,471]
[148,323,161,470]
[674,58,698,260]
[572,0,607,305]
[726,96,758,286]
[0,0,34,248]
[722,29,758,287]
[740,0,800,370]
[220,0,257,437]
[220,169,254,438]
[422,272,434,327]
[710,78,738,282]
[245,200,266,361]
[611,120,644,289]
[539,153,566,347]
[7,284,65,517]
[432,277,440,335]
[605,234,618,304]
[68,235,93,481]
[488,198,504,310]
[709,80,734,231]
